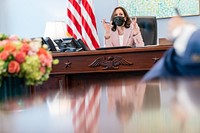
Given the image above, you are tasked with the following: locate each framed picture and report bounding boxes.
[118,0,200,19]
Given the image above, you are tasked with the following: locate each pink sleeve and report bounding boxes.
[133,31,144,47]
[130,24,144,47]
[104,29,113,47]
[105,37,112,47]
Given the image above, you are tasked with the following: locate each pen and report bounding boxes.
[174,8,180,16]
[101,21,110,24]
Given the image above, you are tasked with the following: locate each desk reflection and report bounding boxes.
[0,78,200,133]
[106,79,146,123]
[160,78,200,133]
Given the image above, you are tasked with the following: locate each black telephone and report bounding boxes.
[76,39,90,51]
[45,37,58,51]
[44,37,89,52]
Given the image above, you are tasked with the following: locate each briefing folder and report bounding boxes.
[96,46,132,50]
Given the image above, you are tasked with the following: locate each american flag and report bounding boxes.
[66,0,100,50]
[71,85,101,133]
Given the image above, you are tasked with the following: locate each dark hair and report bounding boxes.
[110,6,132,31]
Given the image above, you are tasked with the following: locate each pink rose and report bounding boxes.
[40,66,45,74]
[9,35,19,41]
[8,60,20,73]
[39,53,52,67]
[20,43,30,54]
[15,51,26,63]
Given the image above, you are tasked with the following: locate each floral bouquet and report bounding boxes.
[0,33,59,86]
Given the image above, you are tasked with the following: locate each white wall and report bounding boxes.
[0,0,200,46]
[0,0,67,38]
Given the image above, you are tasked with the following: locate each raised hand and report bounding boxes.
[102,19,111,33]
[132,17,140,35]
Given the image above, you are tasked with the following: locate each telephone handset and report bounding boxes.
[45,37,58,51]
[76,39,90,51]
[44,37,89,52]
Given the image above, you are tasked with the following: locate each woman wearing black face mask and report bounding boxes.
[102,6,144,47]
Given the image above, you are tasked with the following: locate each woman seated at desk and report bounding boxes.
[102,6,144,47]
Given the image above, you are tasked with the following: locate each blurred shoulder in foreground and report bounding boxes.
[142,16,200,81]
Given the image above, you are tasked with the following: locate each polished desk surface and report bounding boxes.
[1,77,200,133]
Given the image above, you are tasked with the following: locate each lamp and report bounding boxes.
[44,21,67,39]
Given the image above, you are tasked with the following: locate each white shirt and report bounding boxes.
[119,35,124,46]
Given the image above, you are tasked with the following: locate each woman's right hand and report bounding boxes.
[102,19,111,33]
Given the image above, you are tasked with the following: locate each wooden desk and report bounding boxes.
[35,45,171,89]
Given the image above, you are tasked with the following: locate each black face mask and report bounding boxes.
[113,16,125,26]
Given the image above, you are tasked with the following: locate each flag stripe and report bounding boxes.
[69,0,81,13]
[82,0,97,29]
[73,97,86,133]
[66,24,77,39]
[72,86,101,133]
[66,0,100,50]
[86,86,100,133]
[82,17,99,49]
[67,9,82,35]
[66,18,82,38]
[87,105,100,133]
[81,6,99,47]
[67,0,82,38]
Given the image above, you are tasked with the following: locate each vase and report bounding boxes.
[0,76,30,102]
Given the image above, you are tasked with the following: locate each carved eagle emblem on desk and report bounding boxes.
[89,56,133,70]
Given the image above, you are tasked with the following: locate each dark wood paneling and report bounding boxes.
[34,45,171,89]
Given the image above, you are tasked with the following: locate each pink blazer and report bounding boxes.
[105,24,144,47]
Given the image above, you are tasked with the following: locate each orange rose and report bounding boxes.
[38,48,48,56]
[4,41,16,52]
[0,51,9,60]
[8,61,20,73]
